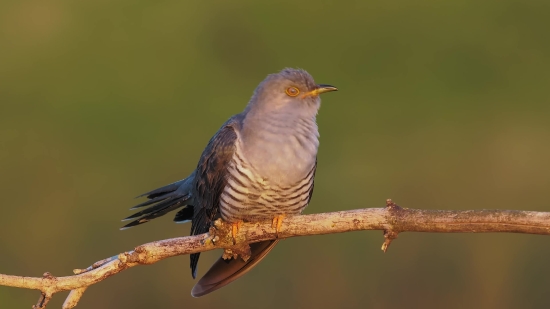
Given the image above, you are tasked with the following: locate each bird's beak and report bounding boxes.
[303,84,338,98]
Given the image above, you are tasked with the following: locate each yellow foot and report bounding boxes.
[271,214,286,236]
[231,220,243,244]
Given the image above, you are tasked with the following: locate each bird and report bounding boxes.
[121,68,337,297]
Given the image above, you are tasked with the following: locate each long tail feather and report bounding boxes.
[191,240,279,297]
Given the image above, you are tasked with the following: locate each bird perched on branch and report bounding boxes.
[121,68,337,297]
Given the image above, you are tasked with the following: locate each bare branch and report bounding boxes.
[1,200,550,308]
[62,287,87,309]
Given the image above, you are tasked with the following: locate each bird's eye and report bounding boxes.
[285,87,300,97]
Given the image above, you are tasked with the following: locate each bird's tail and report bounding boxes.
[121,171,195,230]
[191,240,279,297]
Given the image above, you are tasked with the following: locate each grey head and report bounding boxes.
[244,68,337,120]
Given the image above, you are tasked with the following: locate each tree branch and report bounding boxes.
[1,200,549,308]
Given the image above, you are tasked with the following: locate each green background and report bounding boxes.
[1,0,550,308]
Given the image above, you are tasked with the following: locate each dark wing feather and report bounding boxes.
[136,179,186,199]
[121,174,194,230]
[189,117,240,278]
[307,158,317,204]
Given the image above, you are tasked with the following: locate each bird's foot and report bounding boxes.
[231,220,243,244]
[271,214,286,236]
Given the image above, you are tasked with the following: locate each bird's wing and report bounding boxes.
[190,116,240,278]
[121,173,194,230]
[307,158,317,204]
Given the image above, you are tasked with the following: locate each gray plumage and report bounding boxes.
[121,68,337,297]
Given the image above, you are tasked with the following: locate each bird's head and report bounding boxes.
[246,68,337,118]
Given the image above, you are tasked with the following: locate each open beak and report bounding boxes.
[303,84,338,98]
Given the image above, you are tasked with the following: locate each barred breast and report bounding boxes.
[219,147,316,223]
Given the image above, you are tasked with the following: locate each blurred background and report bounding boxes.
[1,0,550,308]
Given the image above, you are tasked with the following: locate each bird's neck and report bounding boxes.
[238,112,319,185]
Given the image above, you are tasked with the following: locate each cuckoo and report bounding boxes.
[121,68,337,297]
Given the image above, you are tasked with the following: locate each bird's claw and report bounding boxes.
[231,220,243,244]
[271,214,286,236]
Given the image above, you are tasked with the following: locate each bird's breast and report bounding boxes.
[218,132,317,222]
[239,118,319,184]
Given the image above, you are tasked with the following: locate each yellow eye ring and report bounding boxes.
[285,87,300,97]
